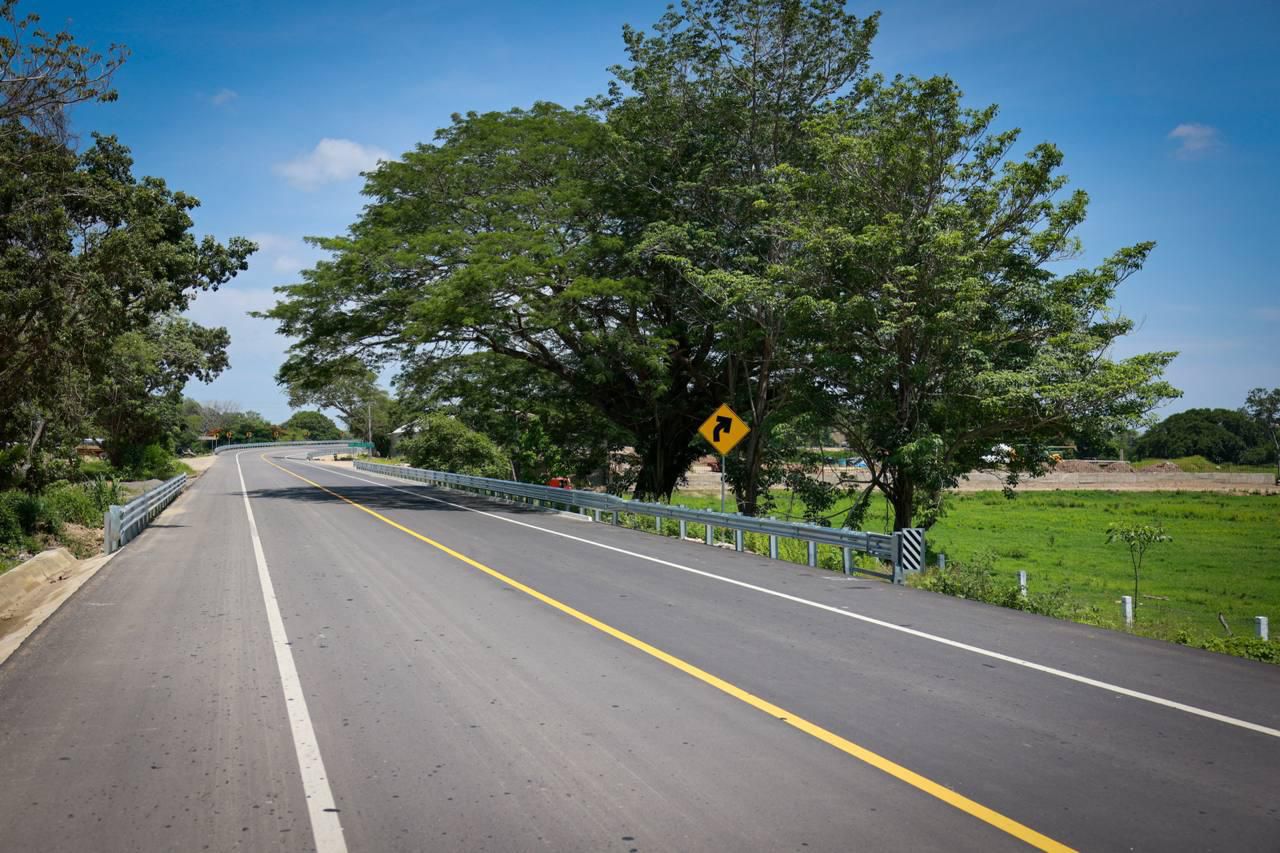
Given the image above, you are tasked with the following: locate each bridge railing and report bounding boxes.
[212,440,352,455]
[104,473,187,554]
[351,460,923,582]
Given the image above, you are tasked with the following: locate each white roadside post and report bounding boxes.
[1122,595,1134,627]
[1257,616,1270,641]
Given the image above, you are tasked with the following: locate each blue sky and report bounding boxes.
[34,0,1280,423]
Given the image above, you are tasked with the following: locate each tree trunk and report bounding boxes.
[889,475,915,531]
[734,427,765,516]
[632,415,702,501]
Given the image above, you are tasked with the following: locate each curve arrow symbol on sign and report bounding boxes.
[713,416,733,443]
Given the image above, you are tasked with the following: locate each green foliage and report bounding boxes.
[43,482,99,527]
[397,415,511,478]
[1106,521,1171,614]
[116,443,178,480]
[1175,632,1279,665]
[94,315,230,468]
[779,74,1178,530]
[0,0,127,141]
[1134,408,1269,465]
[261,1,880,503]
[677,487,1279,646]
[907,550,1080,619]
[403,352,630,485]
[281,410,342,441]
[0,122,252,489]
[0,490,43,544]
[1244,387,1280,482]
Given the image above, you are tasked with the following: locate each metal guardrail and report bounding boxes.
[103,473,187,554]
[351,460,924,582]
[213,440,352,455]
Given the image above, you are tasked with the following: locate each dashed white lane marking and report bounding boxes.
[291,457,1280,741]
[238,452,348,853]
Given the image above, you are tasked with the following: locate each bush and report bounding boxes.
[0,489,53,545]
[1175,632,1279,665]
[398,415,511,479]
[116,443,178,480]
[43,482,110,527]
[909,549,1078,619]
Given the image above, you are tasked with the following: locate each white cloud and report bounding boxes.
[244,232,323,278]
[1167,123,1222,159]
[274,138,389,190]
[211,88,238,106]
[273,255,304,274]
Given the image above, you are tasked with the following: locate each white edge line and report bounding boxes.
[290,457,1280,741]
[238,452,348,853]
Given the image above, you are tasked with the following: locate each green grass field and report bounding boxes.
[668,488,1280,643]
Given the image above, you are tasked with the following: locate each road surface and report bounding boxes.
[1,448,1277,851]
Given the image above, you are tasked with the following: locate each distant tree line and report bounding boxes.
[1129,389,1279,475]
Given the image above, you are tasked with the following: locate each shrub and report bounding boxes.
[44,482,103,527]
[399,415,511,479]
[909,549,1078,619]
[116,443,178,480]
[1175,632,1279,665]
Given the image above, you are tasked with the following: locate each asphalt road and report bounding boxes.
[1,449,1277,852]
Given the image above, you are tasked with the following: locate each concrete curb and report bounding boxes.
[0,550,116,667]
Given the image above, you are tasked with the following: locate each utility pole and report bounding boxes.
[366,401,373,456]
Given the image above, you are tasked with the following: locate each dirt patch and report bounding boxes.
[1052,459,1133,473]
[1145,460,1183,473]
[1052,459,1100,473]
[58,523,104,558]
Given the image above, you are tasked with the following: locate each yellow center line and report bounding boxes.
[261,454,1074,852]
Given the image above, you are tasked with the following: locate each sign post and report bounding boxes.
[698,404,749,514]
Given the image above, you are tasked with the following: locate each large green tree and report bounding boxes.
[0,126,253,486]
[91,316,230,466]
[281,411,343,441]
[1244,388,1280,482]
[1134,407,1267,465]
[402,351,631,484]
[262,0,878,504]
[782,76,1178,529]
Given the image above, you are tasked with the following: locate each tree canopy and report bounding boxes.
[260,0,1178,528]
[0,3,253,487]
[281,411,343,441]
[1135,407,1271,465]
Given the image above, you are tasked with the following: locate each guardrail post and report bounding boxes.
[104,505,122,554]
[612,511,619,526]
[1257,616,1269,641]
[704,524,713,546]
[807,540,817,568]
[842,547,851,576]
[734,529,743,552]
[679,519,687,540]
[769,534,778,560]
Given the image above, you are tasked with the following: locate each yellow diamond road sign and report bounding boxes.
[699,403,749,455]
